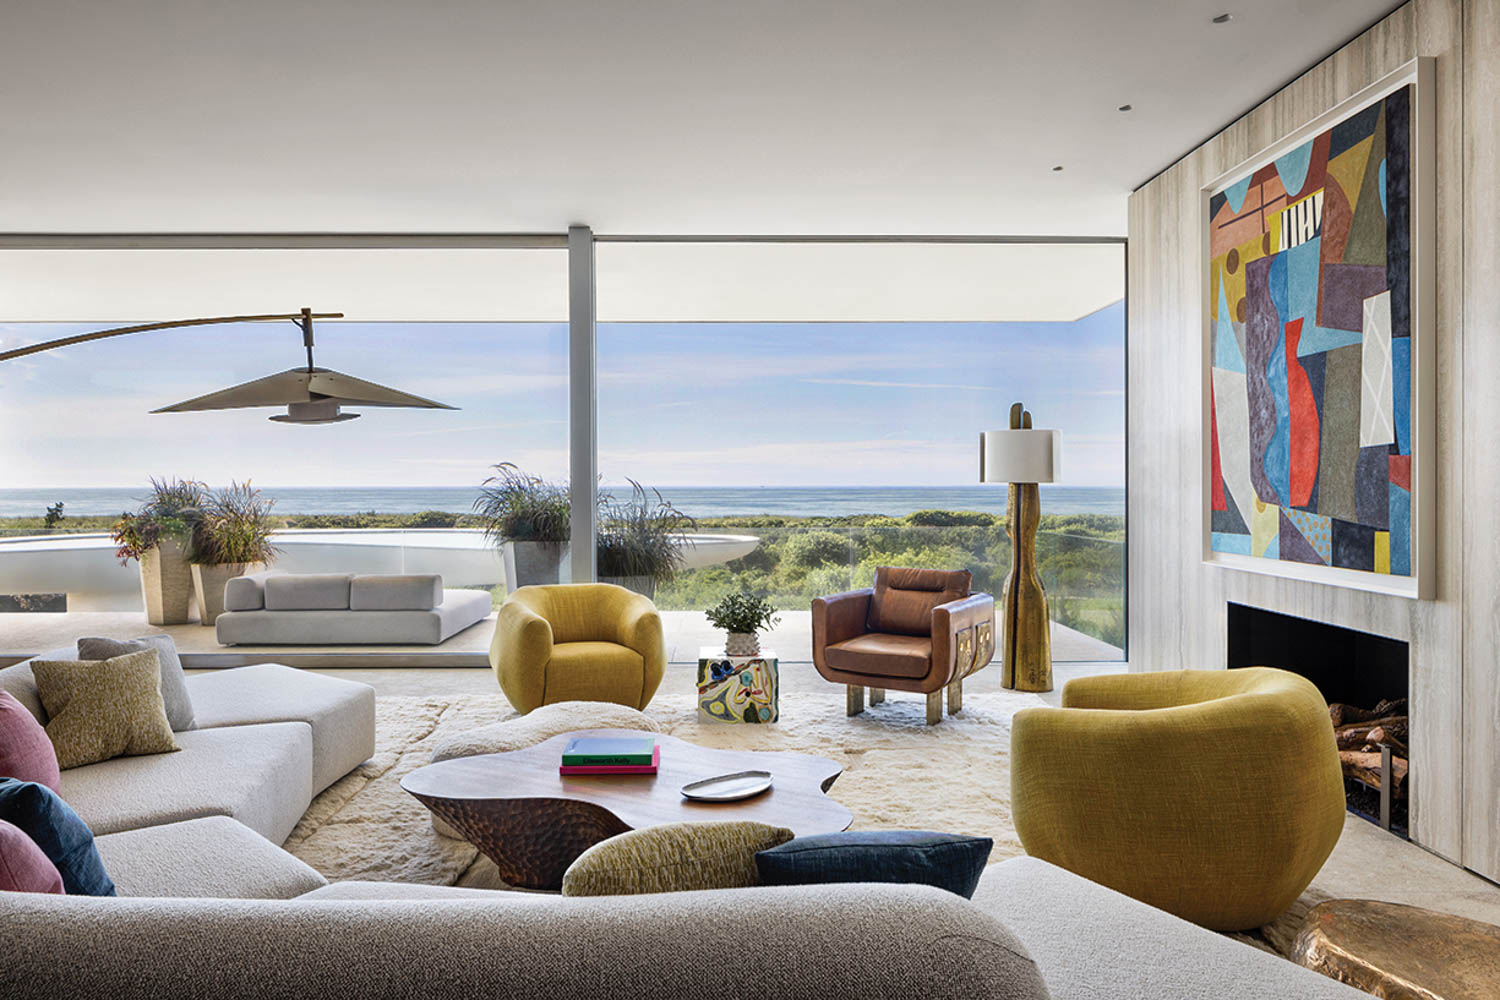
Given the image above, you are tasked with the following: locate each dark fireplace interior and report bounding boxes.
[1227,603,1410,837]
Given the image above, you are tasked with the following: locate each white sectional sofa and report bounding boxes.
[0,647,1369,998]
[215,571,493,646]
[0,646,375,876]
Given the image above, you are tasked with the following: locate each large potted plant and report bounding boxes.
[596,480,694,599]
[473,463,571,593]
[110,477,207,625]
[705,592,780,656]
[189,481,278,626]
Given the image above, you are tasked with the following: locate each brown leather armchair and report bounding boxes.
[812,567,996,725]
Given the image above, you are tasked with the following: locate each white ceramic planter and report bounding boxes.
[725,631,760,656]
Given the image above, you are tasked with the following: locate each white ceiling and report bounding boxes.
[0,0,1402,238]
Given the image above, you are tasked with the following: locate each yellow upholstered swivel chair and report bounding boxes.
[1010,667,1345,931]
[491,584,666,714]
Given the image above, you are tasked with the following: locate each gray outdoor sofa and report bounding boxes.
[215,571,493,645]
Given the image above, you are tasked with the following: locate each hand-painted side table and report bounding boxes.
[697,646,778,723]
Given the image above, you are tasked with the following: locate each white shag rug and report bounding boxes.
[283,687,1047,889]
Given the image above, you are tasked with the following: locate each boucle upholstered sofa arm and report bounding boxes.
[0,883,1049,999]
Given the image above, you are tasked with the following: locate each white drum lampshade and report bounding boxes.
[979,429,1062,484]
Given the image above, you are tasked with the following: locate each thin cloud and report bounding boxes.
[801,378,1004,392]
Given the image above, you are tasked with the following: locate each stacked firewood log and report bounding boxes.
[1328,698,1408,798]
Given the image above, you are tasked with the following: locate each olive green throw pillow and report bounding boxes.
[561,821,794,897]
[31,650,181,770]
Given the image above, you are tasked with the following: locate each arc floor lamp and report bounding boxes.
[0,308,456,423]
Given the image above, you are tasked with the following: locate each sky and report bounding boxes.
[0,301,1124,489]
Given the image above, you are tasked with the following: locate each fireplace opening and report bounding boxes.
[1227,603,1410,838]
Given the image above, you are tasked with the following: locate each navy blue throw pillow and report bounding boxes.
[755,830,992,898]
[0,778,115,896]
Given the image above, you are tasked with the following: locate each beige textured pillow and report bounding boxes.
[31,650,181,769]
[561,821,794,897]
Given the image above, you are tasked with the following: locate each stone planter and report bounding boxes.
[600,575,656,600]
[191,561,265,626]
[725,631,760,656]
[502,540,567,594]
[138,537,195,626]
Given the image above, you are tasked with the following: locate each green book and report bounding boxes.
[561,736,658,766]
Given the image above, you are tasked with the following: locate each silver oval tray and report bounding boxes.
[680,770,773,802]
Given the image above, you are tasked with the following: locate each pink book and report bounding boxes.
[559,746,660,776]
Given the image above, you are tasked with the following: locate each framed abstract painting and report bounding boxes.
[1201,59,1433,598]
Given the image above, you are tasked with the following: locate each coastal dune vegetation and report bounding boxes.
[0,506,1125,649]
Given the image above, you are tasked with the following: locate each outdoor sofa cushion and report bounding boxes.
[264,574,353,611]
[349,574,443,611]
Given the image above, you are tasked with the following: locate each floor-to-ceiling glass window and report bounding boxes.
[0,248,567,655]
[594,241,1125,665]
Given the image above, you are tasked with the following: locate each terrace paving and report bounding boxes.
[0,609,1122,670]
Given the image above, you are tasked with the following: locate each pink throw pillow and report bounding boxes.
[0,818,64,893]
[0,690,61,791]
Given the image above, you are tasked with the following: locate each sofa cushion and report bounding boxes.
[757,830,993,898]
[824,632,933,678]
[0,883,1050,999]
[95,816,327,899]
[0,779,115,895]
[0,690,60,790]
[545,641,646,704]
[224,571,277,612]
[0,817,64,894]
[868,566,971,636]
[0,646,76,723]
[562,821,794,897]
[974,856,1374,999]
[349,574,443,611]
[57,721,313,844]
[77,635,195,731]
[186,664,375,794]
[264,574,352,611]
[31,650,181,769]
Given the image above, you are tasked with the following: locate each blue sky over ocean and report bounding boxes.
[0,301,1123,489]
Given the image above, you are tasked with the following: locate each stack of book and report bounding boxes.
[558,735,660,776]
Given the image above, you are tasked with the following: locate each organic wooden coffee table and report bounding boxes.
[401,729,853,889]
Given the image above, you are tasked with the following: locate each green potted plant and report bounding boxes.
[706,591,780,656]
[188,481,278,626]
[110,477,207,625]
[596,480,695,599]
[473,462,571,592]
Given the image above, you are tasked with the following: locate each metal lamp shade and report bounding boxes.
[979,429,1061,484]
[152,367,456,422]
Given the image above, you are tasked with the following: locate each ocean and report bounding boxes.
[0,485,1124,519]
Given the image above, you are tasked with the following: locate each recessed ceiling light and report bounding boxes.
[1118,104,1133,112]
[1052,165,1064,172]
[1212,12,1233,23]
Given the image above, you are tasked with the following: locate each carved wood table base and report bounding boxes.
[402,728,852,890]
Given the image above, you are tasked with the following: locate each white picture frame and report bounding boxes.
[1199,57,1434,599]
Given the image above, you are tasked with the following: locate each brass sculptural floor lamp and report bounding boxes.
[981,403,1061,692]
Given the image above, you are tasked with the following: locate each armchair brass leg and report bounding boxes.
[869,688,885,705]
[846,685,865,717]
[925,690,942,726]
[947,677,963,715]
